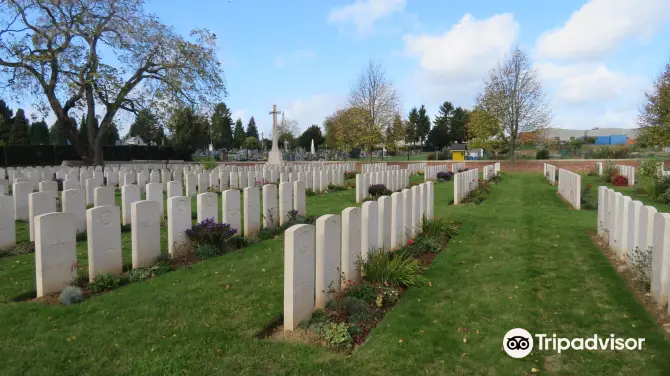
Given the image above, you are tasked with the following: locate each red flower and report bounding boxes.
[408,239,415,245]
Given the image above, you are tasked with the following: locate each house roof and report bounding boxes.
[450,143,467,151]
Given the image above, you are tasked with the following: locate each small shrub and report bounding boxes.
[612,175,628,186]
[344,172,357,180]
[657,187,670,204]
[155,253,171,264]
[227,236,249,250]
[287,209,299,223]
[75,231,87,242]
[421,217,459,239]
[121,224,131,233]
[322,322,352,348]
[630,246,652,291]
[88,273,123,293]
[201,160,217,170]
[342,280,378,304]
[602,160,617,183]
[328,183,346,191]
[436,171,453,181]
[306,188,317,196]
[655,177,670,203]
[581,183,597,210]
[368,184,391,198]
[59,286,84,306]
[362,249,428,287]
[194,243,225,259]
[536,149,550,160]
[127,262,172,282]
[185,218,238,250]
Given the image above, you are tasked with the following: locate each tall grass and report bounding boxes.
[362,250,428,287]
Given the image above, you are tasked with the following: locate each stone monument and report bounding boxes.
[311,139,315,155]
[267,104,283,165]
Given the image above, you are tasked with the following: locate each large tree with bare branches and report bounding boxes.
[0,0,225,164]
[348,60,400,159]
[476,48,551,158]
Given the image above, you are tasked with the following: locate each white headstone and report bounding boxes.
[13,182,31,221]
[29,191,56,242]
[279,182,293,226]
[35,212,76,297]
[197,192,219,223]
[167,180,182,199]
[121,185,141,226]
[146,182,164,216]
[131,200,161,269]
[243,186,261,237]
[94,186,116,207]
[0,195,16,249]
[222,189,241,235]
[86,205,122,280]
[361,201,379,264]
[315,214,340,309]
[262,184,278,229]
[167,196,192,257]
[341,207,361,286]
[283,224,315,331]
[378,196,392,252]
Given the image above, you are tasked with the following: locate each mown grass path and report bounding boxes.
[1,174,669,375]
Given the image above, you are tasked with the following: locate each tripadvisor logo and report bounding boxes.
[503,328,646,358]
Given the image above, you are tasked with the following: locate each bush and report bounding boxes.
[362,249,427,287]
[185,218,238,250]
[344,172,357,180]
[200,160,217,170]
[427,152,449,161]
[127,262,172,282]
[342,280,378,304]
[194,243,225,259]
[612,175,628,186]
[368,184,391,198]
[436,171,453,181]
[581,183,597,210]
[328,183,346,192]
[536,149,550,160]
[421,217,459,239]
[88,273,123,293]
[657,187,670,204]
[306,188,317,196]
[323,322,353,348]
[59,286,84,306]
[602,160,617,183]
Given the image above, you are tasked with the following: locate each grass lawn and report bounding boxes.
[581,174,670,214]
[1,174,669,375]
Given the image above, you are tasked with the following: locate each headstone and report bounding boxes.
[86,205,122,280]
[626,200,643,264]
[35,212,76,297]
[62,189,86,233]
[293,180,306,216]
[39,181,58,201]
[167,196,192,256]
[262,184,278,229]
[185,173,197,197]
[651,213,670,306]
[283,224,315,331]
[361,201,379,264]
[0,196,16,249]
[146,182,164,216]
[13,182,31,221]
[197,192,219,223]
[315,214,341,309]
[279,182,293,226]
[64,179,79,191]
[121,184,141,225]
[378,196,392,252]
[29,192,56,242]
[243,186,261,237]
[341,207,361,286]
[222,189,241,234]
[94,186,116,207]
[197,173,209,194]
[167,181,182,199]
[411,186,421,237]
[131,200,161,269]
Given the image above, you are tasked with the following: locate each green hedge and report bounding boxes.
[0,145,191,167]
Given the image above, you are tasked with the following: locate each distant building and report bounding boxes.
[124,136,145,145]
[450,143,467,160]
[541,128,638,142]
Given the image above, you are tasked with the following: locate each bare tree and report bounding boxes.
[0,0,225,164]
[348,60,400,159]
[477,48,551,158]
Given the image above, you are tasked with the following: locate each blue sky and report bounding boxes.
[6,0,670,137]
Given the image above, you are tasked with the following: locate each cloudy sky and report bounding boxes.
[5,0,670,137]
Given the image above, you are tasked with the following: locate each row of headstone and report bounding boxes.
[283,181,435,330]
[407,163,427,175]
[544,163,557,185]
[31,179,309,298]
[355,170,410,203]
[360,163,401,173]
[424,165,450,181]
[557,168,581,210]
[453,168,479,205]
[597,187,670,311]
[483,164,497,181]
[616,165,636,186]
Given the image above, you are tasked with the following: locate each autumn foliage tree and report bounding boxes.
[0,0,225,164]
[638,58,670,148]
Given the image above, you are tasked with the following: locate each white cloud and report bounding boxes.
[402,13,519,103]
[273,49,317,69]
[281,93,345,131]
[535,0,670,61]
[328,0,406,36]
[536,62,647,104]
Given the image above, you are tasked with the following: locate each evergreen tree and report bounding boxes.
[416,105,431,145]
[233,118,246,148]
[29,120,50,144]
[211,102,233,149]
[9,108,30,145]
[406,107,419,151]
[245,116,259,139]
[78,114,89,147]
[127,109,164,145]
[298,124,324,150]
[0,99,14,144]
[49,118,74,145]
